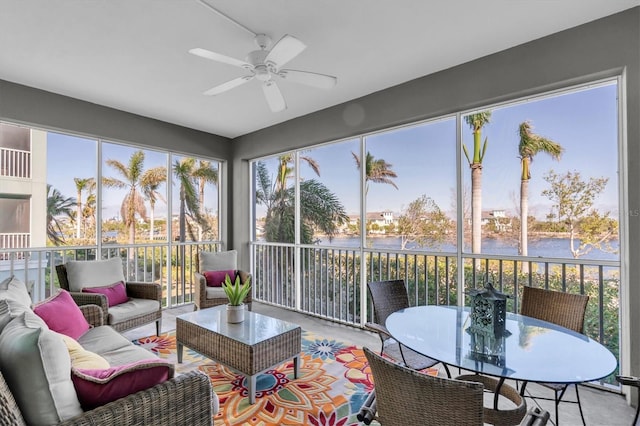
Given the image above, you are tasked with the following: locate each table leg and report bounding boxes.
[248,374,257,404]
[293,355,299,379]
[177,342,183,363]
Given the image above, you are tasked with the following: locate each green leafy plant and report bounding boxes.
[222,273,251,306]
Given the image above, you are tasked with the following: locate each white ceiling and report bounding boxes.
[1,1,638,139]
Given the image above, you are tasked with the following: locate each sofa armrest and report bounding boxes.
[126,282,161,302]
[59,371,216,426]
[68,292,109,320]
[78,304,104,327]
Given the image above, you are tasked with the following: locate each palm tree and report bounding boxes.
[173,157,207,242]
[255,161,348,244]
[276,153,320,192]
[73,177,94,239]
[46,184,75,246]
[140,168,167,241]
[351,151,398,194]
[103,150,165,244]
[463,111,492,253]
[192,160,218,240]
[518,121,563,258]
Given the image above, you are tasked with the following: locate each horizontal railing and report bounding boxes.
[0,147,31,178]
[0,241,222,307]
[251,241,621,386]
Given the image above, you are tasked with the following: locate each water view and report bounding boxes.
[313,236,619,261]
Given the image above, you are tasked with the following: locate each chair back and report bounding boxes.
[363,347,484,426]
[520,286,589,333]
[367,280,410,326]
[55,264,71,291]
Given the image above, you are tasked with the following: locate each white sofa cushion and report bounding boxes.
[65,257,126,292]
[199,250,237,272]
[0,275,32,308]
[0,311,83,425]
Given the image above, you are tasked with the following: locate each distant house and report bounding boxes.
[481,209,512,232]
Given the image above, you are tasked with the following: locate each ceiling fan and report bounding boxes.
[190,33,337,112]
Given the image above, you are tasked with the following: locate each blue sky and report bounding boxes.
[48,81,618,224]
[290,81,619,220]
[47,136,219,220]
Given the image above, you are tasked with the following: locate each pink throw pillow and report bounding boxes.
[33,290,90,339]
[203,270,237,287]
[82,281,129,307]
[71,359,173,409]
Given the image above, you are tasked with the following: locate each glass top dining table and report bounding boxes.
[386,305,617,384]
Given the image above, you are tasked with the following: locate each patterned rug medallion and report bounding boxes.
[133,331,374,425]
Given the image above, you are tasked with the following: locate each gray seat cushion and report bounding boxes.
[99,344,161,367]
[205,286,227,299]
[78,326,134,354]
[107,298,160,325]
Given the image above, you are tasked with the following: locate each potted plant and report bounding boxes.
[222,273,251,323]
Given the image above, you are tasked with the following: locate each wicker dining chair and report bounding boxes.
[363,346,485,426]
[365,280,450,377]
[519,286,590,426]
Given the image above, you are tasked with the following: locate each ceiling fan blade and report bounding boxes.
[277,69,337,89]
[262,80,286,112]
[264,34,306,70]
[189,48,253,70]
[203,75,253,96]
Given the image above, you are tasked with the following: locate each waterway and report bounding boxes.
[313,235,619,261]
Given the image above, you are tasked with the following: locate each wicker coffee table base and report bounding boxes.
[176,311,302,404]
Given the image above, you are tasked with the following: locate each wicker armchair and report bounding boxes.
[519,286,590,426]
[0,305,217,426]
[56,259,162,335]
[193,250,252,311]
[365,280,449,376]
[363,346,484,425]
[362,347,548,426]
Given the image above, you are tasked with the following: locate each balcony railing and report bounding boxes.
[252,241,621,387]
[0,233,30,260]
[0,241,221,306]
[0,147,31,178]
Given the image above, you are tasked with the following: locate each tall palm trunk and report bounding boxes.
[471,164,482,253]
[520,178,530,274]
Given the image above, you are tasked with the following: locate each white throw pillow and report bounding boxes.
[65,257,126,292]
[199,250,237,272]
[0,311,83,425]
[0,275,33,308]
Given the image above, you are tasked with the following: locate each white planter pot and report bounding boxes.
[226,304,245,323]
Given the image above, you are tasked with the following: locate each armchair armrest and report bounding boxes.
[79,304,104,327]
[59,371,217,426]
[365,322,393,341]
[126,282,162,302]
[68,292,109,320]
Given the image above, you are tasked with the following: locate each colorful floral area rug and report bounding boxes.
[133,331,374,426]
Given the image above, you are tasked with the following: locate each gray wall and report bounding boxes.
[0,79,231,158]
[232,7,640,385]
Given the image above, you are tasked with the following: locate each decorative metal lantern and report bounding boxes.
[468,282,510,339]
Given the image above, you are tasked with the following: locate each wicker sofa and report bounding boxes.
[0,303,217,426]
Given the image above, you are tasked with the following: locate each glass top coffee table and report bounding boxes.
[176,305,301,404]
